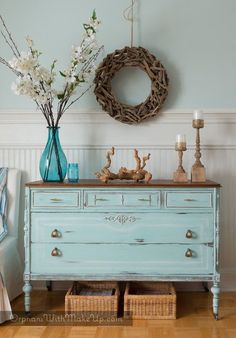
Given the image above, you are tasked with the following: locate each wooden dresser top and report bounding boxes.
[26,179,221,188]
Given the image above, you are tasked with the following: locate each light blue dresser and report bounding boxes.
[23,179,221,319]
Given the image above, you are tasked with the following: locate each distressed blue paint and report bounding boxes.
[31,212,214,244]
[24,183,220,318]
[84,190,160,209]
[32,191,80,208]
[31,243,214,275]
[166,192,212,208]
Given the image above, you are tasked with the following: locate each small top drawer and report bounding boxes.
[32,191,80,208]
[83,190,160,209]
[166,192,212,208]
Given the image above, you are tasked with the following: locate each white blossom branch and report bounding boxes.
[0,56,21,76]
[0,14,20,57]
[81,45,104,73]
[63,84,93,113]
[1,30,18,58]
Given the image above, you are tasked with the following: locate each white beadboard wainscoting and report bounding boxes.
[0,109,235,291]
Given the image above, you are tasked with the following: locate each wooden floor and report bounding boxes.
[1,290,236,337]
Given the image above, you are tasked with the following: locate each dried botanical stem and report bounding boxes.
[0,56,21,76]
[81,45,104,73]
[1,31,18,58]
[0,14,20,57]
[39,103,52,127]
[63,84,92,113]
[0,15,20,56]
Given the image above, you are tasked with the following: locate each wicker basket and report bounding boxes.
[124,282,176,319]
[65,281,120,316]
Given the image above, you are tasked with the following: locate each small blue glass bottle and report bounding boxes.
[68,163,79,182]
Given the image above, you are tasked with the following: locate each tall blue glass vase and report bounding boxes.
[39,127,67,182]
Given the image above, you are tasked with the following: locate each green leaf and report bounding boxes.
[83,23,89,30]
[92,9,97,21]
[51,60,57,71]
[59,71,66,77]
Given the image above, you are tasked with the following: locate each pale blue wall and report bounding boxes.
[1,0,236,110]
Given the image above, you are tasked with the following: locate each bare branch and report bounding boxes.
[0,15,20,56]
[81,45,104,73]
[0,56,22,76]
[1,30,18,57]
[63,84,93,113]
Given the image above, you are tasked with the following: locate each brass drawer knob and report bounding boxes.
[51,229,60,238]
[186,230,193,239]
[51,247,60,256]
[185,248,193,258]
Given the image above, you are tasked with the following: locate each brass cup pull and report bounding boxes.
[186,230,193,239]
[185,248,193,258]
[51,247,60,256]
[51,229,60,238]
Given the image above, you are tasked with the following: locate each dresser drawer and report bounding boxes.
[31,213,213,244]
[83,190,160,209]
[31,243,213,275]
[31,190,80,208]
[166,192,212,208]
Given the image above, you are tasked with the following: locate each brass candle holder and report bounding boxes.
[173,139,188,182]
[191,117,206,182]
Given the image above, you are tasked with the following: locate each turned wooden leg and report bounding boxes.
[23,280,32,315]
[211,282,220,320]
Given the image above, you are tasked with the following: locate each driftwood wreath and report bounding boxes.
[94,46,169,124]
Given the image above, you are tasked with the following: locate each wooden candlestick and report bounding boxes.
[191,119,206,182]
[173,142,188,182]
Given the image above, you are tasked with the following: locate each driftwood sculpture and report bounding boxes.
[95,147,152,183]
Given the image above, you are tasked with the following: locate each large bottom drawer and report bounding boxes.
[31,243,213,275]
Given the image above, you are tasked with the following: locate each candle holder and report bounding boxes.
[191,118,206,182]
[173,142,188,182]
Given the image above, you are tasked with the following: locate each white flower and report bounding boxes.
[88,17,100,30]
[11,76,34,96]
[66,71,77,84]
[72,46,85,62]
[26,35,34,48]
[9,51,37,74]
[34,66,54,84]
